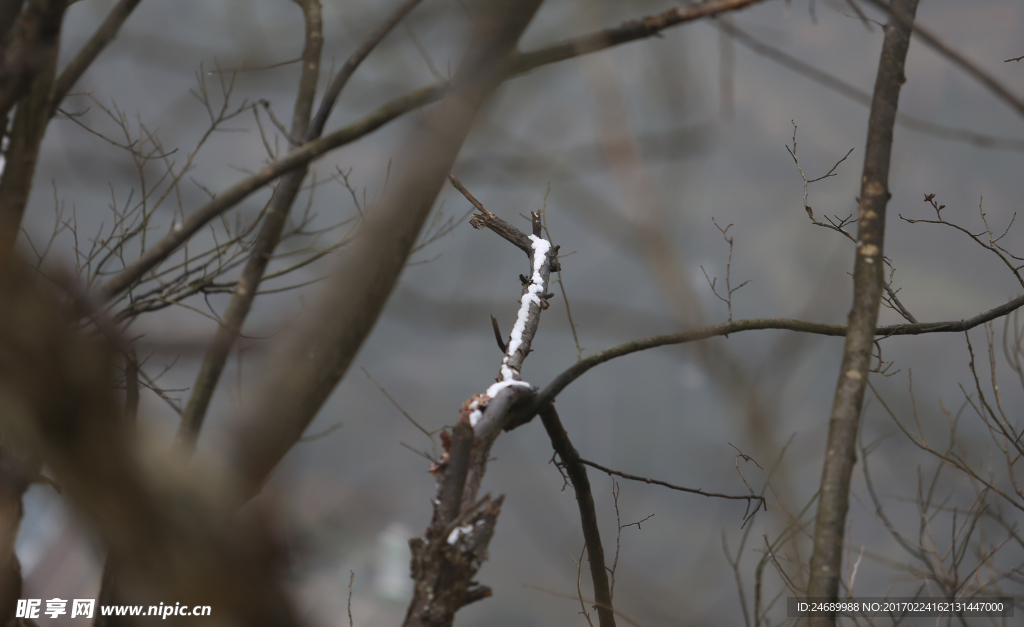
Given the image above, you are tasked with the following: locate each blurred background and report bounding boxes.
[14,0,1024,624]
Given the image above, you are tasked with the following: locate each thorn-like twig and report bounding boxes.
[490,314,507,353]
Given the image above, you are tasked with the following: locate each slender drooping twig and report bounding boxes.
[807,2,919,623]
[581,457,765,514]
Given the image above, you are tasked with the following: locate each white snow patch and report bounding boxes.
[447,524,474,545]
[468,236,550,423]
[484,379,531,399]
[492,236,550,390]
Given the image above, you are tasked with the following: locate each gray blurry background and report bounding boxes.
[14,0,1024,624]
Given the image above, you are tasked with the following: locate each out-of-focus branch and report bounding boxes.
[0,1,23,43]
[226,0,543,505]
[537,403,616,627]
[0,0,65,123]
[49,0,143,114]
[98,0,772,302]
[175,0,324,454]
[863,0,1024,119]
[807,1,919,622]
[718,17,1024,151]
[305,0,423,141]
[0,25,59,254]
[0,261,300,627]
[508,0,768,74]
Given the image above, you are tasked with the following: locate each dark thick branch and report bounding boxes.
[537,404,616,627]
[807,1,919,622]
[49,0,143,114]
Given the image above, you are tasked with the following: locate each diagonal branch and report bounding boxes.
[863,0,1024,119]
[406,189,555,627]
[507,0,768,74]
[807,1,919,622]
[719,17,1024,151]
[49,0,143,115]
[537,404,616,627]
[305,0,424,141]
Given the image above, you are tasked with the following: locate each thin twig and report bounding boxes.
[581,457,765,519]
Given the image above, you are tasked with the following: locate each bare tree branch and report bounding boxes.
[98,0,773,302]
[508,0,768,74]
[532,292,1024,413]
[97,81,442,300]
[807,1,919,623]
[537,404,616,627]
[306,0,424,141]
[581,457,766,513]
[718,17,1024,151]
[49,0,143,114]
[864,0,1024,119]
